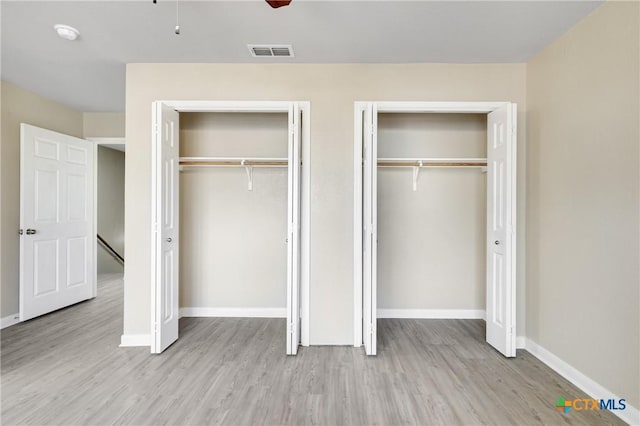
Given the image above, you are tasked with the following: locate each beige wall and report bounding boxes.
[526,1,639,407]
[0,83,3,311]
[83,112,125,138]
[97,146,125,275]
[125,63,527,344]
[0,81,84,317]
[377,114,487,310]
[179,113,288,309]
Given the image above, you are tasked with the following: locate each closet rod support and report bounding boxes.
[412,160,423,191]
[241,159,254,191]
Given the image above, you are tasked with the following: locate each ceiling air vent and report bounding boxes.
[248,44,294,58]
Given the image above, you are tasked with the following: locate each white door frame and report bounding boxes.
[150,100,311,352]
[85,137,127,270]
[89,137,125,278]
[353,101,517,354]
[88,137,126,150]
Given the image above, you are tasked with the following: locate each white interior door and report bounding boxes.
[362,103,377,355]
[151,103,180,354]
[20,124,95,321]
[286,103,301,355]
[486,103,517,357]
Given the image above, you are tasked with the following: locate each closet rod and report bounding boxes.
[378,161,487,167]
[377,157,487,167]
[179,157,288,167]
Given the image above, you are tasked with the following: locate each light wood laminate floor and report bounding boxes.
[1,274,624,425]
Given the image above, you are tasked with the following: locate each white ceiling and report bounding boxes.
[1,0,603,112]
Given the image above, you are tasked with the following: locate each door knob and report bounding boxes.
[166,237,172,242]
[26,229,37,235]
[494,240,500,245]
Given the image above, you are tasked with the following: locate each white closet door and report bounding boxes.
[20,124,95,321]
[152,103,180,354]
[363,103,377,355]
[486,103,517,357]
[286,102,301,355]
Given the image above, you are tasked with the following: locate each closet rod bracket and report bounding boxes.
[241,160,254,191]
[412,160,423,191]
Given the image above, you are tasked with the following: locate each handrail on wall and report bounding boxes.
[97,234,124,265]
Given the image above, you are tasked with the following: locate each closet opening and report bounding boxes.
[151,101,310,355]
[354,102,517,358]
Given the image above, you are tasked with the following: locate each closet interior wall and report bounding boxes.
[179,112,289,311]
[377,113,487,312]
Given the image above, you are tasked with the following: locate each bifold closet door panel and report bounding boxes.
[485,104,516,357]
[363,103,377,356]
[152,103,180,354]
[376,113,487,312]
[286,102,301,355]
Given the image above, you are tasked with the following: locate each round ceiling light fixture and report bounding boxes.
[54,24,80,41]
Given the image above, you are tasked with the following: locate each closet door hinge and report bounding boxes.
[288,322,295,334]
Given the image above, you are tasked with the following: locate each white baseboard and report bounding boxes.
[1,314,21,330]
[377,309,485,319]
[180,307,286,318]
[516,336,526,349]
[524,338,639,425]
[119,334,150,347]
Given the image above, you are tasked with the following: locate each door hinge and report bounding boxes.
[288,322,294,334]
[19,229,23,235]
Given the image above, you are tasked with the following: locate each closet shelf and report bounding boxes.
[377,157,487,167]
[179,157,288,167]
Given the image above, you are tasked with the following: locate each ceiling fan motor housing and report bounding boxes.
[266,0,292,8]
